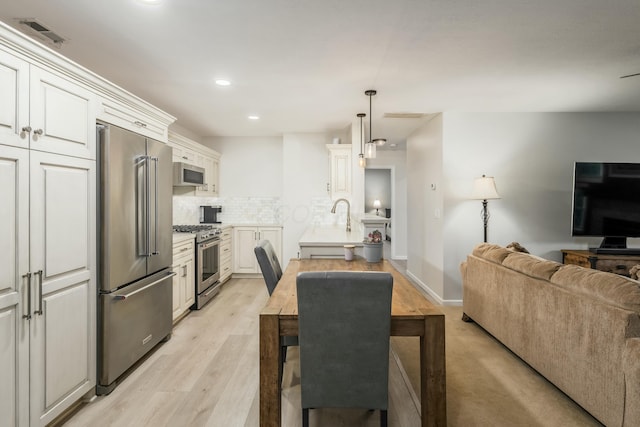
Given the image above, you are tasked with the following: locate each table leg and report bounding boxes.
[260,309,282,427]
[420,313,447,427]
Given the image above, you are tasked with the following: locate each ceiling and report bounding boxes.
[1,0,639,147]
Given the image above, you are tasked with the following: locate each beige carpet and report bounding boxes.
[390,306,604,427]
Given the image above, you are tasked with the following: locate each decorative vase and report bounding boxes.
[363,242,383,262]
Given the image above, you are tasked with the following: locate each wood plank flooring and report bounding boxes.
[60,277,421,427]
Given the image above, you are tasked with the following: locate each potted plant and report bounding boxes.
[363,230,383,262]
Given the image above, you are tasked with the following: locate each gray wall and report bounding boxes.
[407,112,640,304]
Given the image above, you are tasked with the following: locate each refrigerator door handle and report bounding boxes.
[136,155,151,257]
[151,156,159,255]
[112,271,177,300]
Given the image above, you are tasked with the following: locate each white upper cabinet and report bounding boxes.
[0,51,97,159]
[327,144,352,199]
[0,49,29,149]
[29,66,97,159]
[97,97,168,143]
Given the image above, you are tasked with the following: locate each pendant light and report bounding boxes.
[364,90,386,159]
[357,113,366,168]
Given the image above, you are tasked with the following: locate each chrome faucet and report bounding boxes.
[330,198,351,232]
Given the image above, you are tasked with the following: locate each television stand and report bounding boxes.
[561,249,640,277]
[590,247,640,256]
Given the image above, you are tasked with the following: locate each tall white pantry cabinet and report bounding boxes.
[0,22,175,426]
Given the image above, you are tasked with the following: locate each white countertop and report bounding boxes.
[299,225,364,247]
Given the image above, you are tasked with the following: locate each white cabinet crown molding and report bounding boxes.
[0,21,175,132]
[168,130,220,158]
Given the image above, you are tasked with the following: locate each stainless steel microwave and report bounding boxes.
[173,162,206,186]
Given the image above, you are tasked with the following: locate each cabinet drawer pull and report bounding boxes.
[33,129,43,136]
[21,126,32,133]
[180,247,191,252]
[616,264,627,270]
[134,120,147,128]
[22,272,32,320]
[34,270,43,315]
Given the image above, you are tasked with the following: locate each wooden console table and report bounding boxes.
[561,249,640,277]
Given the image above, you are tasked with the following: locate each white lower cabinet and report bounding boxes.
[0,145,96,426]
[232,226,282,274]
[172,239,195,322]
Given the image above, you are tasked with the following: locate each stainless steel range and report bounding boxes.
[173,225,222,309]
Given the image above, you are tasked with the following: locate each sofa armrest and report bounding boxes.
[624,337,640,426]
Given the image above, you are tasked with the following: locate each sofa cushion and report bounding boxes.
[502,252,563,281]
[472,243,511,264]
[550,264,640,312]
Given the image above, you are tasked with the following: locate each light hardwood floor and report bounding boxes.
[60,277,421,427]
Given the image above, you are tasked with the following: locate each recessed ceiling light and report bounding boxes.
[215,79,231,86]
[248,115,260,120]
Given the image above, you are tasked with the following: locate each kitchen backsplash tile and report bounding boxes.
[173,195,342,226]
[172,196,281,225]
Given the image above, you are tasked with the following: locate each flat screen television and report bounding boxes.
[572,162,640,254]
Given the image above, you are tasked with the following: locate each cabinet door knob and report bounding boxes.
[33,129,44,136]
[22,126,32,133]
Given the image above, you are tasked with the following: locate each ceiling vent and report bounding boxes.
[383,112,428,119]
[16,19,66,48]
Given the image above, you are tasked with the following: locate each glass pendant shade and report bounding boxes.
[365,141,376,158]
[358,154,366,168]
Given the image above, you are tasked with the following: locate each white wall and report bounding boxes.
[282,133,334,266]
[205,136,283,197]
[407,112,640,304]
[366,150,408,259]
[406,114,444,299]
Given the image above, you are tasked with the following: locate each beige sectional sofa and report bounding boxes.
[460,243,640,427]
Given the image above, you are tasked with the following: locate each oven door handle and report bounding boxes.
[199,239,220,250]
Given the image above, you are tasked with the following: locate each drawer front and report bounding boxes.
[173,240,195,258]
[594,259,639,276]
[220,259,232,281]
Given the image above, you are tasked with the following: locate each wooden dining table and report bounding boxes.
[259,258,447,427]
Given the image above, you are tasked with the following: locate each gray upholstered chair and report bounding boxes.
[254,240,298,381]
[296,271,393,427]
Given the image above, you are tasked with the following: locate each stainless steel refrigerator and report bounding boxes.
[96,122,174,395]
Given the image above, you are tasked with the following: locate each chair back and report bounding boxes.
[254,240,282,295]
[296,271,393,410]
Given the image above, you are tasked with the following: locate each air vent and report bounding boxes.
[16,19,66,48]
[383,112,427,119]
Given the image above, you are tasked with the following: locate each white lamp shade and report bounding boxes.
[471,175,500,200]
[358,154,366,168]
[373,199,382,209]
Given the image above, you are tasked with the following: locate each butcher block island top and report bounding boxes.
[259,258,447,427]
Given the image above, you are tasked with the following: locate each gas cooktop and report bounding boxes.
[173,224,221,242]
[173,224,216,233]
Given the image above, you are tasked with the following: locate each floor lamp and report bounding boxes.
[471,175,501,242]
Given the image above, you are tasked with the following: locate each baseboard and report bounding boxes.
[405,269,463,307]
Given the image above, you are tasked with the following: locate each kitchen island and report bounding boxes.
[298,225,365,258]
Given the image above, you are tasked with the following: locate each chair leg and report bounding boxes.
[302,408,309,427]
[380,409,387,427]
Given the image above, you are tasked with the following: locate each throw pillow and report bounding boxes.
[506,241,529,254]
